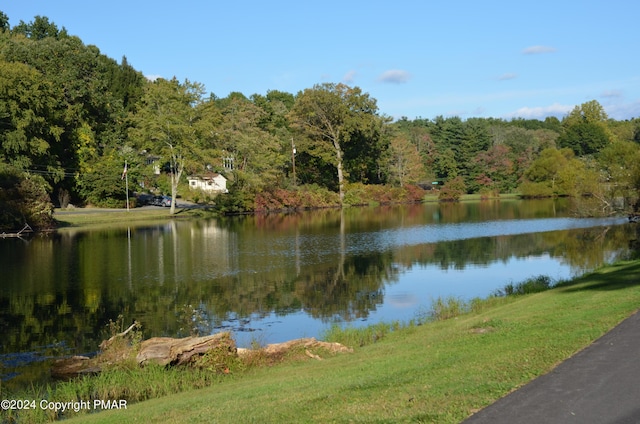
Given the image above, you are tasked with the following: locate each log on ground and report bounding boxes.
[136,332,236,366]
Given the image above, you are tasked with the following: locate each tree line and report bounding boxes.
[2,12,640,230]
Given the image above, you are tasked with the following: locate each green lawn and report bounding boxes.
[52,207,203,229]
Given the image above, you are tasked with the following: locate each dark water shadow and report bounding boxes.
[556,261,640,293]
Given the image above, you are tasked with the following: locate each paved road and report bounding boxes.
[462,311,640,424]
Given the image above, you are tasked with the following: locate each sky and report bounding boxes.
[3,1,640,121]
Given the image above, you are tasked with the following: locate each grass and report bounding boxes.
[423,193,521,203]
[4,261,640,423]
[52,206,204,229]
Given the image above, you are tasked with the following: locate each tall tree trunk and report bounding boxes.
[336,147,345,206]
[332,132,345,206]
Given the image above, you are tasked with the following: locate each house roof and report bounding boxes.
[187,173,226,181]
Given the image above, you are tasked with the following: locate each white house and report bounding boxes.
[187,173,228,193]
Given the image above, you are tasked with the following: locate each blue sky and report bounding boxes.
[4,1,640,121]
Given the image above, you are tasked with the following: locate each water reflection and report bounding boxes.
[0,200,637,387]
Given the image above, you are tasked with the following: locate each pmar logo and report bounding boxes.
[94,400,127,409]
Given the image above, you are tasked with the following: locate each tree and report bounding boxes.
[473,144,515,192]
[633,119,640,144]
[385,134,426,187]
[0,11,9,32]
[438,176,466,201]
[11,15,67,40]
[289,83,382,205]
[598,140,640,204]
[250,89,295,134]
[1,26,132,204]
[433,147,457,180]
[0,163,54,230]
[129,78,214,214]
[519,148,598,198]
[559,100,612,156]
[75,152,132,207]
[215,92,285,189]
[563,100,609,126]
[558,121,610,156]
[0,60,63,177]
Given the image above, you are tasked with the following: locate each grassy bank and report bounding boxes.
[52,206,204,229]
[7,260,637,423]
[422,193,521,202]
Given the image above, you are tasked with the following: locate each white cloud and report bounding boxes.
[605,100,640,120]
[522,45,557,55]
[342,70,357,84]
[145,74,162,82]
[504,103,573,119]
[377,69,412,84]
[601,89,623,98]
[498,73,518,81]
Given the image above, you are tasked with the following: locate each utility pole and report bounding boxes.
[291,137,297,186]
[122,160,129,211]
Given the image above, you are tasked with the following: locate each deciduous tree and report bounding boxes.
[129,78,214,214]
[385,134,426,187]
[215,92,285,190]
[558,100,612,156]
[0,60,63,177]
[289,83,383,204]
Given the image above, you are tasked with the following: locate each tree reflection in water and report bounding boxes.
[0,200,635,381]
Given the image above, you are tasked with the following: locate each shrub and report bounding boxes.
[518,181,555,198]
[343,183,426,206]
[0,166,54,230]
[438,176,466,202]
[494,275,554,296]
[427,296,467,321]
[322,321,400,348]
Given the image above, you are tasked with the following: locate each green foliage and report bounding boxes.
[99,315,143,366]
[559,100,612,156]
[597,140,640,204]
[289,83,385,204]
[519,148,598,198]
[0,11,8,32]
[0,15,142,208]
[0,59,62,173]
[128,77,217,213]
[438,176,466,201]
[563,99,609,126]
[75,154,130,207]
[192,333,241,374]
[0,164,54,230]
[426,296,468,321]
[558,120,610,156]
[517,180,556,198]
[214,175,260,214]
[385,134,426,187]
[11,15,67,40]
[215,92,285,187]
[493,275,555,296]
[322,321,400,348]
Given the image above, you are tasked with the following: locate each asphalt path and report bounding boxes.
[462,310,640,424]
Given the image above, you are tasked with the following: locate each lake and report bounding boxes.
[0,199,636,388]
